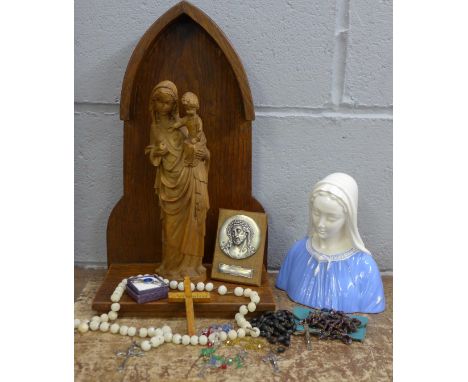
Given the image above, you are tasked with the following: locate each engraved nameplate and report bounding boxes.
[218,263,254,278]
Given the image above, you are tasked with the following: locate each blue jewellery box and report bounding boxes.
[125,274,169,304]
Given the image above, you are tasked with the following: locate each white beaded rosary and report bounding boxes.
[74,275,261,352]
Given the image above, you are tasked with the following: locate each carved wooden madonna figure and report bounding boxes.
[145,81,210,280]
[105,1,265,282]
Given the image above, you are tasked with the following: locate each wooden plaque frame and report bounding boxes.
[211,209,268,286]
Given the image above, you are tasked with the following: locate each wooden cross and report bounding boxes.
[167,276,211,336]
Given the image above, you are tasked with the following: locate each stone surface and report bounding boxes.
[343,0,393,106]
[74,268,392,381]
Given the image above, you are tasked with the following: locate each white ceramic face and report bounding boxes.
[311,194,347,240]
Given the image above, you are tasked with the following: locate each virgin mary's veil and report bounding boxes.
[310,172,370,255]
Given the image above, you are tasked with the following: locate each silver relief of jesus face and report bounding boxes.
[219,215,261,259]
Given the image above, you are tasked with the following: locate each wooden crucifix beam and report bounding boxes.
[167,276,211,336]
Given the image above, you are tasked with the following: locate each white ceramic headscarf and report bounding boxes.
[309,172,370,255]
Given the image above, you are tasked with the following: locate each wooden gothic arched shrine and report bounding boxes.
[93,1,275,316]
[107,1,265,267]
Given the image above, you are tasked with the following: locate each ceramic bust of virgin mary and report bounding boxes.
[276,173,385,313]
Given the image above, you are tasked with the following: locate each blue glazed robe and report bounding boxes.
[276,238,385,313]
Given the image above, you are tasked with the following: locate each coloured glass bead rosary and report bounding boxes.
[74,274,261,351]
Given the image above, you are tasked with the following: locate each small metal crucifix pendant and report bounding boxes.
[262,351,280,373]
[303,322,312,351]
[293,321,312,351]
[116,340,145,372]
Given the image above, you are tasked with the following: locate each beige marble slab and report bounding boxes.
[74,270,392,382]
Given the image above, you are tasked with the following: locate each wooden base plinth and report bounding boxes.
[92,263,276,318]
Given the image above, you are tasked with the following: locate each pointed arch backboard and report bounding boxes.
[106,1,266,266]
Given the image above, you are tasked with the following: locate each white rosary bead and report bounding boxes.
[100,313,109,322]
[163,278,169,284]
[243,288,252,297]
[139,328,148,338]
[162,325,172,334]
[247,302,257,312]
[250,294,260,304]
[156,335,165,346]
[99,322,110,332]
[208,333,218,343]
[239,305,248,315]
[172,334,182,344]
[111,294,120,303]
[190,335,199,345]
[110,323,120,334]
[91,316,101,322]
[218,285,227,295]
[234,287,244,296]
[78,322,89,333]
[198,335,208,345]
[191,283,195,291]
[74,319,81,329]
[147,327,156,337]
[122,278,127,285]
[237,328,246,338]
[219,331,228,341]
[239,320,249,329]
[169,280,178,289]
[196,282,205,291]
[228,330,238,340]
[164,332,173,343]
[181,335,191,345]
[90,321,100,331]
[141,340,152,351]
[155,328,163,337]
[127,327,137,337]
[115,286,124,294]
[119,325,128,336]
[150,336,162,348]
[236,316,247,326]
[111,303,121,312]
[205,282,214,292]
[235,313,244,321]
[169,280,179,289]
[177,282,185,291]
[250,327,261,337]
[108,311,118,321]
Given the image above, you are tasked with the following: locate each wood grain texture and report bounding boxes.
[120,1,254,121]
[107,1,265,268]
[91,263,276,317]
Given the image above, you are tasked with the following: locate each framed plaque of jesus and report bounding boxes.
[211,208,267,286]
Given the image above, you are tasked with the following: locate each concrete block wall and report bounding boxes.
[75,0,393,271]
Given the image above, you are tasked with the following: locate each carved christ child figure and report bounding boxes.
[171,92,203,144]
[145,81,210,281]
